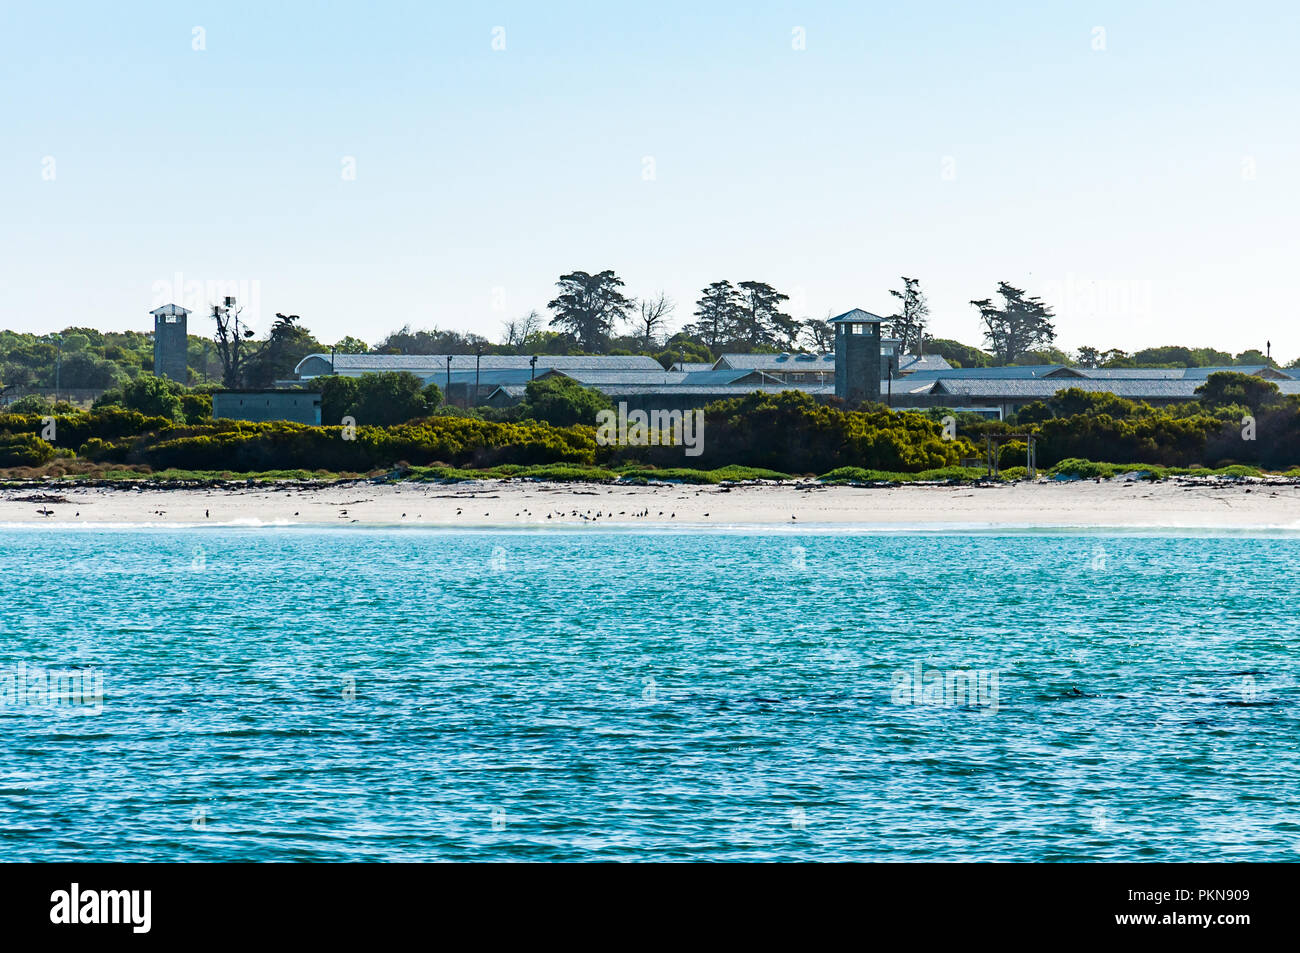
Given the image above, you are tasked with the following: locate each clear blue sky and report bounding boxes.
[3,1,1298,356]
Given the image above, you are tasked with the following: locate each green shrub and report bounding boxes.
[0,432,55,467]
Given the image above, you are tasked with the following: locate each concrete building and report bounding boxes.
[212,390,322,425]
[290,322,1289,422]
[151,303,190,383]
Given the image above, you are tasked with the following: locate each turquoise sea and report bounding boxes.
[1,526,1297,862]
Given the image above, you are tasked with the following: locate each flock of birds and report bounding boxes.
[453,506,682,521]
[24,504,804,522]
[19,491,804,523]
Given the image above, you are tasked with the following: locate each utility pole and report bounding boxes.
[445,354,452,397]
[475,347,482,407]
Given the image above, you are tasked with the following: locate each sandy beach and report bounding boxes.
[4,477,1300,529]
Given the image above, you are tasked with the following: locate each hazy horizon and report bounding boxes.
[4,1,1296,356]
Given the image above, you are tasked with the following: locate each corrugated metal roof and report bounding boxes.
[296,353,663,375]
[678,369,768,386]
[905,365,1076,380]
[897,355,952,373]
[827,308,887,324]
[716,352,835,370]
[591,384,835,397]
[931,379,1205,398]
[559,370,689,385]
[1181,365,1291,380]
[1076,366,1293,380]
[1073,368,1186,379]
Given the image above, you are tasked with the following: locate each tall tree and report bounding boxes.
[735,281,792,350]
[633,292,675,350]
[970,282,1057,365]
[1074,345,1102,368]
[887,276,929,353]
[331,336,371,354]
[687,281,742,351]
[501,310,542,351]
[210,300,261,388]
[801,316,835,352]
[376,325,490,355]
[245,313,323,388]
[546,270,633,352]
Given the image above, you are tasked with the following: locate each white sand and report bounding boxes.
[4,478,1300,529]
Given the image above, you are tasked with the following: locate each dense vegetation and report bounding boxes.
[7,366,1300,482]
[0,388,970,477]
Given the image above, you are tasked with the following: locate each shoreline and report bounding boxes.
[4,478,1300,530]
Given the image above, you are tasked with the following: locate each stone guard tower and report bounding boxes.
[828,308,885,405]
[151,303,191,383]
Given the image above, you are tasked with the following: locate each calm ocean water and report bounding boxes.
[2,526,1297,862]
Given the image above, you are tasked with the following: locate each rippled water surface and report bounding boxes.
[2,527,1298,861]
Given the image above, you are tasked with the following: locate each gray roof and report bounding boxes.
[679,369,770,386]
[485,382,834,401]
[591,384,835,397]
[559,370,689,385]
[1074,365,1292,380]
[930,379,1206,399]
[1072,367,1186,379]
[447,367,763,388]
[669,362,715,373]
[715,352,835,370]
[904,364,1077,380]
[827,308,887,324]
[296,352,663,376]
[1181,365,1291,380]
[897,354,952,374]
[150,303,191,316]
